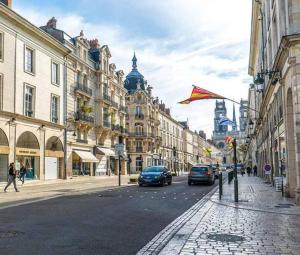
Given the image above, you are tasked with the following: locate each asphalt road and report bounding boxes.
[0,175,217,255]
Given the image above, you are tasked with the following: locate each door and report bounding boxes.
[0,154,8,182]
[45,157,58,180]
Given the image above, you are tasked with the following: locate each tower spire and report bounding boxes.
[132,51,137,70]
[232,103,237,131]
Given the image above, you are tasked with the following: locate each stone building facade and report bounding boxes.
[0,4,70,181]
[158,104,184,173]
[124,54,161,173]
[41,18,128,178]
[248,0,300,203]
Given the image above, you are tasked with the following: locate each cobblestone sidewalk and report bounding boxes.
[140,175,300,255]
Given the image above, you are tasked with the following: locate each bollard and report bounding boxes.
[219,172,223,199]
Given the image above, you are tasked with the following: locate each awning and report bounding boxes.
[96,147,115,156]
[74,150,99,163]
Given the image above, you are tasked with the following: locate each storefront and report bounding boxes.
[72,150,98,176]
[95,147,116,176]
[45,136,64,180]
[0,128,9,182]
[16,131,40,180]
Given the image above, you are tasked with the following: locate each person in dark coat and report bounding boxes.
[4,163,19,192]
[253,165,258,176]
[19,163,27,184]
[246,166,252,176]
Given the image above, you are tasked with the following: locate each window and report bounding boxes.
[24,85,35,117]
[0,74,2,110]
[51,95,59,123]
[136,106,143,115]
[51,62,59,85]
[25,47,34,73]
[0,32,3,61]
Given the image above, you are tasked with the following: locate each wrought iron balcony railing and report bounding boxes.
[75,83,92,96]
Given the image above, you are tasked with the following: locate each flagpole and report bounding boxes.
[223,96,259,114]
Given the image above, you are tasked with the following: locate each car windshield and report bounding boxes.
[142,167,163,173]
[191,167,208,172]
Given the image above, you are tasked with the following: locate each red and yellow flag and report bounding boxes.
[179,86,225,104]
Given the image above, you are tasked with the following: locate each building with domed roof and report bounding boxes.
[125,53,161,173]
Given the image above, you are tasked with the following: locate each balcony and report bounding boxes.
[75,83,92,97]
[74,111,94,124]
[111,124,121,132]
[111,100,119,109]
[119,105,127,113]
[136,147,143,153]
[135,114,144,120]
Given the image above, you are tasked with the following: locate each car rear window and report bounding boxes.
[191,167,208,172]
[142,167,163,172]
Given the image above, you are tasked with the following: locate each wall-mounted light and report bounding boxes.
[248,119,254,129]
[254,70,281,87]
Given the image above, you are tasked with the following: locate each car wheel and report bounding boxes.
[139,183,143,187]
[160,179,165,187]
[168,180,172,185]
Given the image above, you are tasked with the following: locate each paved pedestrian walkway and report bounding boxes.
[139,174,300,255]
[0,175,138,209]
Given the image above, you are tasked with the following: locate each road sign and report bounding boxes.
[264,164,272,175]
[115,143,124,156]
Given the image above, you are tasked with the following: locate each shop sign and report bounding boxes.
[0,145,9,154]
[16,148,40,156]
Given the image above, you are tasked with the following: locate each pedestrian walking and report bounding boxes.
[19,163,27,184]
[253,165,258,176]
[241,166,245,177]
[246,166,252,177]
[4,163,19,192]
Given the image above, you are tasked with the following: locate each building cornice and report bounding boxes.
[0,3,71,55]
[0,110,64,129]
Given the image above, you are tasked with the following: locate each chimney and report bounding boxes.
[46,17,57,29]
[89,39,99,49]
[1,0,12,7]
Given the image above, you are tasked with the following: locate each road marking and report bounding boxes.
[162,197,166,199]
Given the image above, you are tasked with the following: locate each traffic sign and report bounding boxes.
[115,143,124,156]
[264,164,272,175]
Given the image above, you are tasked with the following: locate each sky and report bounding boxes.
[13,0,252,137]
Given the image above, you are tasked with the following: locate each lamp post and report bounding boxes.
[232,138,238,202]
[128,155,131,176]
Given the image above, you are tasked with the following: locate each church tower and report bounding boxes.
[213,100,227,133]
[239,99,247,132]
[232,104,237,131]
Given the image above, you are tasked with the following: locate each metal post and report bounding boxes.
[233,139,238,202]
[219,172,223,199]
[118,154,121,186]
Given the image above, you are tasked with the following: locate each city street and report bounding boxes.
[0,176,217,255]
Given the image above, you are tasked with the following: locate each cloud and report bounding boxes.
[13,0,252,137]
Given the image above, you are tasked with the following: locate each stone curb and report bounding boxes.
[136,185,220,255]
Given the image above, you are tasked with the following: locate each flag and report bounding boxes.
[178,86,225,104]
[224,136,234,143]
[218,117,236,126]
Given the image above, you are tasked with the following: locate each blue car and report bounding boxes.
[138,166,172,187]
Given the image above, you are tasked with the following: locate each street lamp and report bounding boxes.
[173,146,177,175]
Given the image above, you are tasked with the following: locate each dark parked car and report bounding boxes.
[188,164,215,185]
[138,166,172,187]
